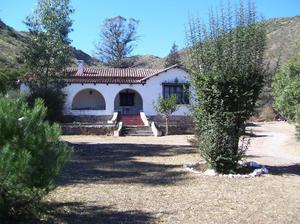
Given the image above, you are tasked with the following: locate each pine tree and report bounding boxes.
[23,0,74,90]
[22,0,73,122]
[0,94,71,219]
[96,16,139,68]
[165,42,181,68]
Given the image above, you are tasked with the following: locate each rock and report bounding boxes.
[183,162,199,169]
[248,161,261,168]
[183,162,201,174]
[250,169,263,177]
[197,161,268,178]
[17,117,25,123]
[261,166,269,174]
[203,169,218,176]
[184,167,201,174]
[238,160,247,166]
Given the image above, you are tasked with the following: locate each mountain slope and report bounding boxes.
[127,15,300,120]
[133,15,300,70]
[0,20,27,67]
[264,15,300,70]
[1,15,299,70]
[0,19,100,68]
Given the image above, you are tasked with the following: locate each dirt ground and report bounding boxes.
[247,122,300,164]
[47,122,300,224]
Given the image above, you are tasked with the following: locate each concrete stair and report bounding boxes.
[119,115,144,126]
[118,114,154,136]
[121,125,153,136]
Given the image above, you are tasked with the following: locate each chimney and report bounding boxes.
[77,60,84,75]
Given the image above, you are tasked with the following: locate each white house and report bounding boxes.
[21,62,193,135]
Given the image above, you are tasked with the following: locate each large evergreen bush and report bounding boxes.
[0,95,71,219]
[186,1,266,173]
[272,58,300,121]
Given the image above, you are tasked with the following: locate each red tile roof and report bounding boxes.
[66,64,180,84]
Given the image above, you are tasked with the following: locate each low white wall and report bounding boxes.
[22,68,192,117]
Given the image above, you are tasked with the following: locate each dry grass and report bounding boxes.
[47,127,300,224]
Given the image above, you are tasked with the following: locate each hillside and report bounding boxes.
[127,55,165,68]
[1,15,300,70]
[135,15,300,70]
[0,19,100,68]
[256,15,300,119]
[264,15,300,70]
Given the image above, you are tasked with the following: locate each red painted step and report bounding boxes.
[119,115,144,126]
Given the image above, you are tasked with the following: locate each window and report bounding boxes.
[120,93,135,106]
[163,83,189,104]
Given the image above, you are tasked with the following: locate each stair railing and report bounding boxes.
[108,112,119,124]
[151,121,162,137]
[113,121,123,136]
[140,112,149,126]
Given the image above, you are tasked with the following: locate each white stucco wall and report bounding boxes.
[22,68,192,116]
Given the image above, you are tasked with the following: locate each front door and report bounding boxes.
[119,92,135,114]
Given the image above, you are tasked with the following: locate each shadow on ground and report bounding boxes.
[44,201,156,224]
[266,164,300,176]
[58,143,196,186]
[243,132,270,138]
[2,202,156,224]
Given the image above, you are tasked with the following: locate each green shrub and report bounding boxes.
[26,87,66,123]
[272,58,300,121]
[154,95,178,135]
[187,1,266,173]
[194,113,249,172]
[0,95,71,219]
[0,68,24,94]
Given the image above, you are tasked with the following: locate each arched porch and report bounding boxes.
[114,89,143,115]
[72,89,106,110]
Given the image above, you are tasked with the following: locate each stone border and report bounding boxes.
[183,161,269,178]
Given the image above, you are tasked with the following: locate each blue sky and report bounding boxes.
[1,0,299,58]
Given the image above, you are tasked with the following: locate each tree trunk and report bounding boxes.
[165,116,169,136]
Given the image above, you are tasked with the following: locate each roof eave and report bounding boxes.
[139,64,182,82]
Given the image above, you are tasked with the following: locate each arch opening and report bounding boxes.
[72,89,106,110]
[114,89,143,115]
